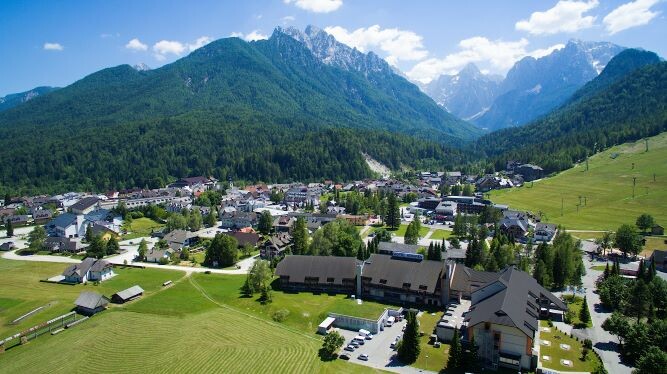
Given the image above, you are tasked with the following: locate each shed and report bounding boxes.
[111,285,144,304]
[74,291,109,315]
[317,317,336,335]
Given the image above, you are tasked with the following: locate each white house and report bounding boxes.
[47,213,86,238]
[62,258,114,283]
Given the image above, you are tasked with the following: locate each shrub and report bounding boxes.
[158,257,169,265]
[271,309,290,322]
[583,339,593,349]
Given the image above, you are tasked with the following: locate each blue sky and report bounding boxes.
[1,0,665,95]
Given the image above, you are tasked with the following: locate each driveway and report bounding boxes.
[578,241,633,374]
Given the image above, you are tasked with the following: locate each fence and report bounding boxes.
[0,312,81,352]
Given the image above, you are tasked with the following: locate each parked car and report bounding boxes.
[350,341,360,348]
[358,354,369,361]
[364,334,373,340]
[339,353,350,360]
[344,345,355,352]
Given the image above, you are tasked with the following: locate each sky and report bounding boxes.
[1,0,665,95]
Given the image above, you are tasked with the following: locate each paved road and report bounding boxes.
[578,240,633,374]
[1,234,256,275]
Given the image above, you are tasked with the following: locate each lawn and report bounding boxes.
[490,133,667,231]
[0,259,385,374]
[641,235,667,258]
[191,273,393,334]
[122,217,164,240]
[562,295,592,328]
[0,258,184,338]
[412,312,449,372]
[539,320,601,372]
[392,224,430,238]
[429,229,453,240]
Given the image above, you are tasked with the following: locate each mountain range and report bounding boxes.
[422,40,626,131]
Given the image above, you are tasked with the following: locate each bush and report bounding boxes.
[158,257,169,265]
[583,339,593,349]
[271,309,290,322]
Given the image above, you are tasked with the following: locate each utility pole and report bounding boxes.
[632,177,637,198]
[645,138,649,152]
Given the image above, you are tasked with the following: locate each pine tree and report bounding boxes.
[385,194,400,230]
[427,242,434,260]
[646,260,656,282]
[461,336,479,371]
[397,310,420,364]
[579,296,591,326]
[447,328,462,370]
[292,216,308,255]
[5,219,13,237]
[603,262,610,279]
[85,224,93,242]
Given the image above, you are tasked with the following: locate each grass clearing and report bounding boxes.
[122,217,164,240]
[539,320,601,372]
[0,258,385,374]
[641,235,667,258]
[429,229,453,240]
[490,133,667,231]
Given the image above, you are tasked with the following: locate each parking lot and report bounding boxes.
[336,315,439,373]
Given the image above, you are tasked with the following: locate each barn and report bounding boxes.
[111,285,144,304]
[74,291,110,316]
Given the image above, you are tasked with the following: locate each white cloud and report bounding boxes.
[230,31,269,41]
[152,36,211,61]
[43,42,64,51]
[406,37,565,83]
[516,0,599,35]
[603,0,660,34]
[283,0,342,13]
[282,15,296,24]
[324,25,428,66]
[125,38,148,51]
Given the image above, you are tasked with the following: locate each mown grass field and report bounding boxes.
[122,217,164,240]
[0,259,388,373]
[191,273,392,333]
[0,259,183,337]
[539,320,602,372]
[413,312,449,372]
[562,295,592,328]
[490,133,667,231]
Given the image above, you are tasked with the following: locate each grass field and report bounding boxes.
[429,229,453,240]
[392,224,430,238]
[0,259,386,374]
[0,259,183,338]
[490,133,667,231]
[539,320,601,372]
[122,217,164,240]
[191,273,392,334]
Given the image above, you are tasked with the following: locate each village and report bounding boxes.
[0,170,665,374]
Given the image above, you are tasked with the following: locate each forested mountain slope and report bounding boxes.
[475,60,667,173]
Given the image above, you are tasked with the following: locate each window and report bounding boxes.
[499,356,520,366]
[418,285,428,290]
[379,279,387,284]
[402,283,411,288]
[326,277,334,283]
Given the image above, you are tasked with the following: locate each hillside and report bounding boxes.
[0,28,478,142]
[0,86,58,112]
[0,27,483,194]
[475,59,667,174]
[489,132,667,231]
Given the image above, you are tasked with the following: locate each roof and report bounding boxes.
[70,197,99,211]
[377,242,420,255]
[465,267,566,338]
[361,254,444,293]
[275,255,357,285]
[49,212,78,228]
[163,229,193,245]
[652,250,667,263]
[113,285,144,300]
[63,257,96,277]
[228,232,261,247]
[74,291,109,309]
[449,264,500,293]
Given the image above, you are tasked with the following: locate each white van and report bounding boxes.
[385,316,396,327]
